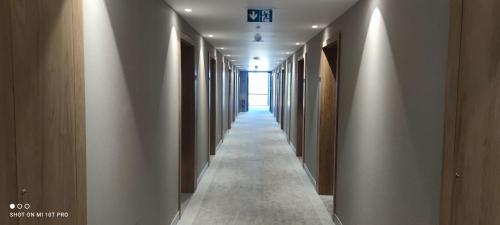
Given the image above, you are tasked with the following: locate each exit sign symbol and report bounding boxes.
[247,9,273,23]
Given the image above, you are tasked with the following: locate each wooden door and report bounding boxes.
[441,0,500,224]
[269,73,273,112]
[276,74,281,121]
[219,62,224,141]
[1,1,18,224]
[1,0,86,224]
[281,69,286,130]
[209,58,217,155]
[180,40,196,193]
[228,69,232,129]
[317,37,340,195]
[296,59,305,157]
[235,72,238,119]
[287,64,292,141]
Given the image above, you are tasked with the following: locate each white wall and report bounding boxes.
[84,0,217,223]
[289,0,449,224]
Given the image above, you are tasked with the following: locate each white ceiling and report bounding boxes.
[164,0,358,71]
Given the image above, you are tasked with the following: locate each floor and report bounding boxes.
[177,111,335,225]
[319,195,334,216]
[180,193,193,212]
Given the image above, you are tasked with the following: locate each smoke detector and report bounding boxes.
[254,33,262,42]
[254,25,263,42]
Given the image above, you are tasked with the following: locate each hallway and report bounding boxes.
[178,111,334,225]
[2,0,499,224]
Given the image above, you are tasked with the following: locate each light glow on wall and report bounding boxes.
[343,7,412,211]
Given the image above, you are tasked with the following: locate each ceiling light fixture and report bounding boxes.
[220,47,225,50]
[208,34,214,38]
[295,42,301,45]
[184,8,192,12]
[312,25,319,29]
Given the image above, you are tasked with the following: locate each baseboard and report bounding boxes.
[170,211,180,225]
[333,214,343,225]
[303,163,317,187]
[197,162,209,185]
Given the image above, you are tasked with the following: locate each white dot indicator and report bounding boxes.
[9,204,15,209]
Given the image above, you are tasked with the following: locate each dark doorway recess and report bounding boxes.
[180,39,196,194]
[209,58,217,155]
[276,73,281,123]
[296,58,305,157]
[280,69,286,130]
[228,68,232,130]
[317,34,340,202]
[269,73,273,112]
[219,62,224,142]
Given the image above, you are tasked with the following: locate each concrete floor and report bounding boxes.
[177,111,335,225]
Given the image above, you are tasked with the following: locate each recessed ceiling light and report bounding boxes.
[220,47,225,50]
[312,25,319,29]
[286,52,291,54]
[227,54,231,57]
[184,8,192,12]
[208,34,214,38]
[295,42,301,45]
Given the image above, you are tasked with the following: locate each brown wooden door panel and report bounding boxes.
[317,38,339,196]
[296,59,305,157]
[451,0,500,223]
[442,0,500,224]
[1,0,87,224]
[209,58,217,155]
[180,40,196,193]
[228,69,232,129]
[0,1,18,224]
[281,70,286,130]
